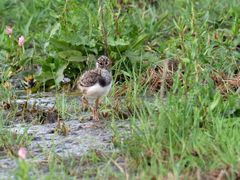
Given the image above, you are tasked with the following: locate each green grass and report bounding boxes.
[0,0,240,179]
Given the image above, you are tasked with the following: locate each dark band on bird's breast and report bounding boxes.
[98,77,107,87]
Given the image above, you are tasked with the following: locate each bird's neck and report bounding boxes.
[96,67,110,72]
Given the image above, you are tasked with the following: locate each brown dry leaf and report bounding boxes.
[2,101,11,110]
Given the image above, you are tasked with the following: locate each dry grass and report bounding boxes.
[142,60,239,96]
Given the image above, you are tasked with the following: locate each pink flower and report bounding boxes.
[6,26,13,36]
[18,147,27,159]
[18,36,25,47]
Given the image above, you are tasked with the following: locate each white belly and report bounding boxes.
[80,82,112,98]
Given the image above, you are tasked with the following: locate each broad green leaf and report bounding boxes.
[58,50,87,62]
[108,37,129,47]
[58,50,82,59]
[55,62,68,85]
[50,39,72,51]
[49,22,61,38]
[59,32,96,47]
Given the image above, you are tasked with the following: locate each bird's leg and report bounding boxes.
[97,98,103,106]
[81,96,89,111]
[92,97,100,121]
[95,97,101,110]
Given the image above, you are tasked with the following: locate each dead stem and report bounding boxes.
[160,60,169,101]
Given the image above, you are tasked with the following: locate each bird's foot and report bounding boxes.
[90,114,100,122]
[90,107,100,122]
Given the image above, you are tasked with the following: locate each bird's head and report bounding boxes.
[96,55,112,69]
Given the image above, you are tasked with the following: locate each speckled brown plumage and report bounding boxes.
[77,55,112,122]
[77,68,112,88]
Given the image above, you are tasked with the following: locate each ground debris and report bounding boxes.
[4,96,61,124]
[142,59,239,95]
[211,72,240,95]
[15,103,60,124]
[142,59,181,92]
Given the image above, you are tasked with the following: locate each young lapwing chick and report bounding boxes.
[77,55,112,121]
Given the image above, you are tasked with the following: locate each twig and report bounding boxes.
[160,60,168,100]
[99,0,109,56]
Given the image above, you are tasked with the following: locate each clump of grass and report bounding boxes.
[0,129,32,157]
[118,85,239,178]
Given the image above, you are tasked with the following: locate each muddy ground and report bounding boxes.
[0,94,129,178]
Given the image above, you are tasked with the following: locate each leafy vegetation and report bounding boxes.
[0,0,240,179]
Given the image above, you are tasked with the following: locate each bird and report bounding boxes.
[77,55,112,121]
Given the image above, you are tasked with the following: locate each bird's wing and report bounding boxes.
[77,69,101,87]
